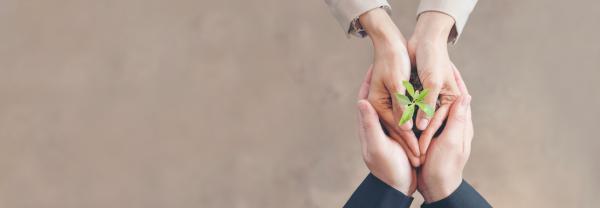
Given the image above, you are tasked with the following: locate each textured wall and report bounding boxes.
[1,0,598,207]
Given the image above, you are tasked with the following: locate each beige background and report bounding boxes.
[1,0,599,207]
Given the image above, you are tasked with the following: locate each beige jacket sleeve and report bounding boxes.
[324,0,477,43]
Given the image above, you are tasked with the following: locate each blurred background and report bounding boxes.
[1,0,599,207]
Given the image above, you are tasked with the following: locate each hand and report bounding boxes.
[417,67,473,203]
[356,67,417,195]
[360,8,421,166]
[407,11,462,158]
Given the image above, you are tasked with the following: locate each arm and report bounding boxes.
[417,0,479,43]
[408,7,476,157]
[344,67,416,208]
[417,67,491,208]
[360,8,422,167]
[324,1,422,166]
[322,0,478,42]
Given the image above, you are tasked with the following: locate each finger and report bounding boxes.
[466,103,473,141]
[367,80,419,157]
[439,95,471,145]
[451,64,473,154]
[357,100,387,149]
[452,64,469,95]
[464,102,473,156]
[384,55,413,132]
[398,126,420,164]
[386,79,421,157]
[368,92,396,137]
[440,67,462,105]
[389,130,421,167]
[358,66,374,100]
[418,103,450,158]
[382,118,421,162]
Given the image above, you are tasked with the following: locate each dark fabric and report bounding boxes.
[344,173,413,208]
[421,180,491,208]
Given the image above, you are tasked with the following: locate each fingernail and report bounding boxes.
[418,118,429,130]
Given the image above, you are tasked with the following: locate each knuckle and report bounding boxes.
[439,95,458,105]
[368,93,392,109]
[386,81,401,92]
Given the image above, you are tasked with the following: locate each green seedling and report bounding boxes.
[395,80,435,126]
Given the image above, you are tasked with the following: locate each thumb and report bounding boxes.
[439,95,471,142]
[357,100,387,147]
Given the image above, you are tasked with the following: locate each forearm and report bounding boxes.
[409,12,455,50]
[416,0,478,43]
[359,8,407,55]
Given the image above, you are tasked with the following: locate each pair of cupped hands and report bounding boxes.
[356,9,473,202]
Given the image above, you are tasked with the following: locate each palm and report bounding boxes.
[367,52,422,167]
[416,140,444,192]
[383,138,417,194]
[362,114,417,195]
[358,67,417,195]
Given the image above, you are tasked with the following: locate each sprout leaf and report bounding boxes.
[414,89,429,102]
[416,102,435,117]
[402,80,415,97]
[399,104,415,125]
[395,93,412,106]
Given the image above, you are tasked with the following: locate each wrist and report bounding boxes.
[411,11,454,46]
[359,8,406,51]
[421,177,462,203]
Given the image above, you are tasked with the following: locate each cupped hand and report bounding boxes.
[356,67,417,195]
[408,11,462,159]
[360,8,421,166]
[417,67,473,203]
[368,48,422,166]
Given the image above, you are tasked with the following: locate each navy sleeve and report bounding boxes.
[421,180,491,208]
[344,173,413,208]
